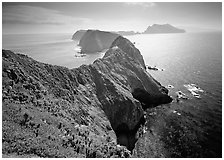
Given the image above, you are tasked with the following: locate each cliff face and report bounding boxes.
[72,30,86,40]
[144,24,185,34]
[72,30,136,41]
[79,30,119,53]
[2,36,172,157]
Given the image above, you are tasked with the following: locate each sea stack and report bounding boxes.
[79,30,119,53]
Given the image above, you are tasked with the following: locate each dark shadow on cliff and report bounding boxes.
[114,87,173,152]
[115,116,146,151]
[132,88,173,109]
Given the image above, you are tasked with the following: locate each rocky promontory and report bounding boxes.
[72,30,137,41]
[79,30,119,53]
[72,30,86,40]
[143,24,185,34]
[2,36,172,158]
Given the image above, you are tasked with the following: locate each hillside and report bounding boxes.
[2,36,172,158]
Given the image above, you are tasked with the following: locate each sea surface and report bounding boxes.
[127,32,222,157]
[2,31,222,157]
[2,33,105,68]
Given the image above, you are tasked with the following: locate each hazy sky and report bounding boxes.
[2,2,222,34]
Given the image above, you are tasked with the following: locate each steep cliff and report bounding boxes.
[144,24,185,34]
[79,30,119,53]
[72,30,86,40]
[2,36,172,158]
[72,30,136,41]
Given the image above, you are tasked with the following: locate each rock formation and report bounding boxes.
[2,36,172,158]
[79,30,119,53]
[143,24,185,34]
[72,30,137,41]
[72,30,86,40]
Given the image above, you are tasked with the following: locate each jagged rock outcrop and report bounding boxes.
[143,24,185,34]
[2,36,172,157]
[79,30,119,53]
[72,30,86,40]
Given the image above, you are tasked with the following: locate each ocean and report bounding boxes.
[2,31,222,157]
[127,32,222,157]
[2,33,105,68]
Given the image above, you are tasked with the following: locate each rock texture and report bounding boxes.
[144,24,185,34]
[2,36,172,158]
[72,30,86,40]
[78,30,119,53]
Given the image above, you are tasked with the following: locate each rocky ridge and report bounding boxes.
[2,36,172,157]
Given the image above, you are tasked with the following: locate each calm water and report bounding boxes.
[2,33,105,68]
[127,32,221,109]
[126,32,222,157]
[2,32,222,157]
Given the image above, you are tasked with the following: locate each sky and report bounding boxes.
[2,2,222,34]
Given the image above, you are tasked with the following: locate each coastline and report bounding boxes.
[2,36,172,157]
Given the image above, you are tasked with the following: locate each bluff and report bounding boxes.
[79,30,119,53]
[143,24,185,34]
[72,30,86,40]
[72,30,137,41]
[2,36,172,158]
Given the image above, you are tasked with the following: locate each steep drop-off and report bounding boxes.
[78,30,119,53]
[72,30,86,40]
[2,36,172,158]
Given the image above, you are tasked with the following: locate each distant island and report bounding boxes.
[114,31,140,36]
[72,24,185,42]
[72,24,185,53]
[143,24,185,34]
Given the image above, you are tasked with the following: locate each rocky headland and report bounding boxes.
[72,30,87,40]
[72,30,138,41]
[78,30,119,53]
[2,36,172,158]
[143,24,185,34]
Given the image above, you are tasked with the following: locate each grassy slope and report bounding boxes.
[2,50,131,158]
